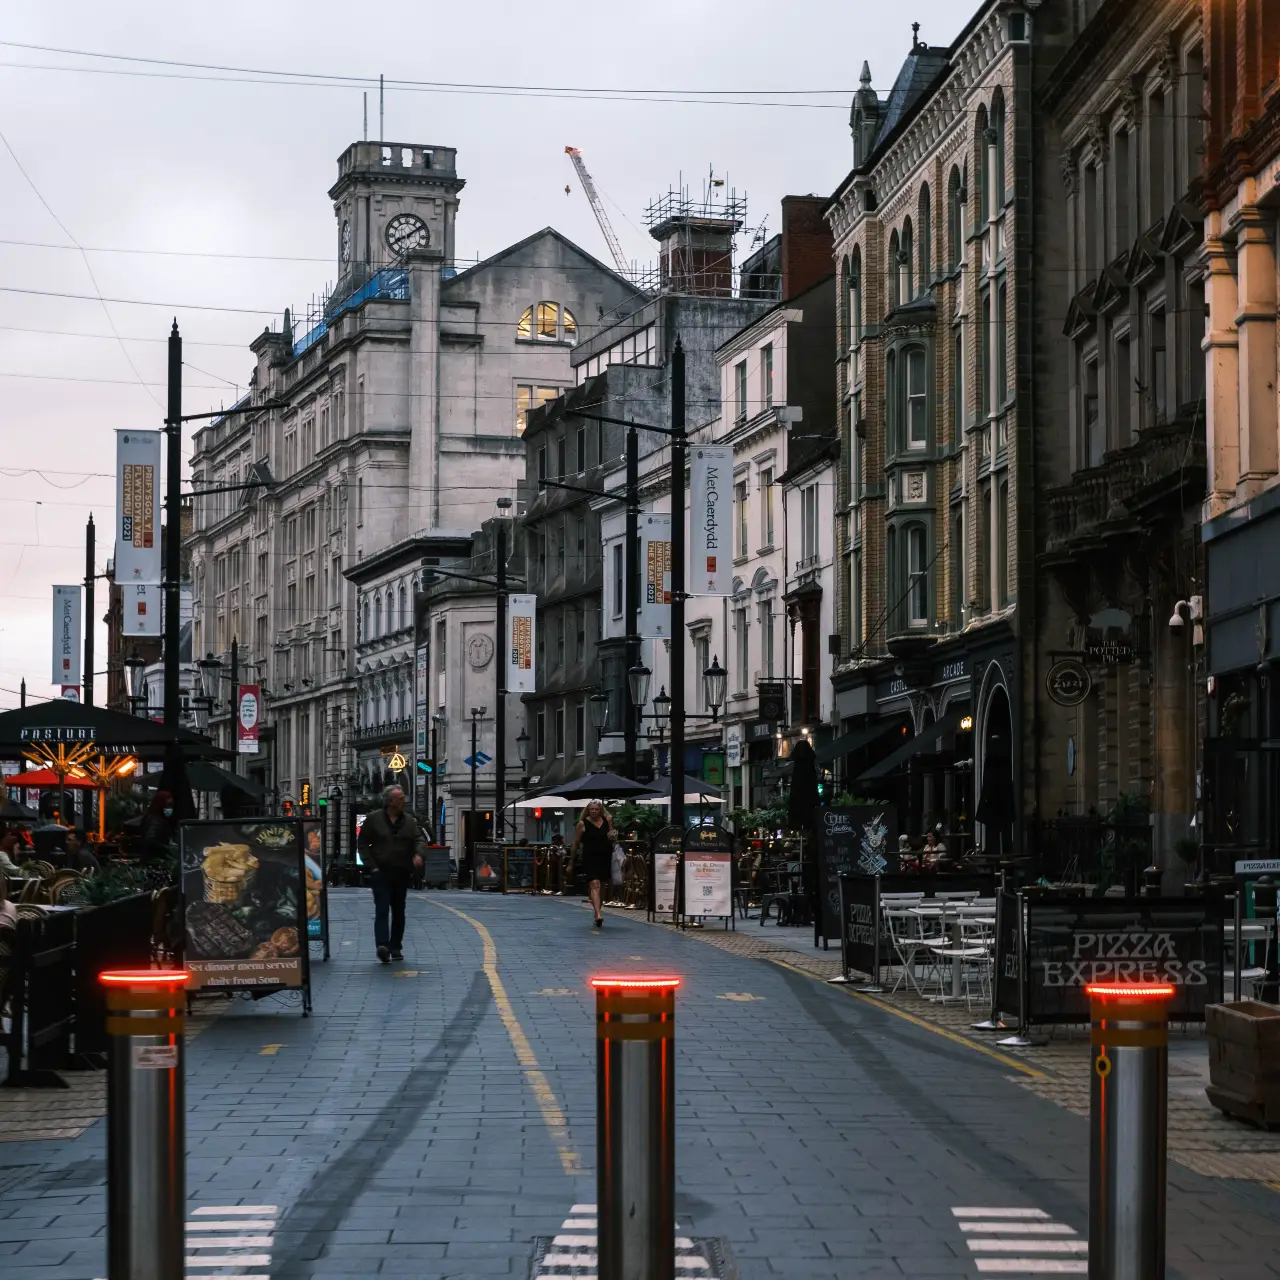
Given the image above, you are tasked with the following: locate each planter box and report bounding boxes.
[1205,1000,1280,1129]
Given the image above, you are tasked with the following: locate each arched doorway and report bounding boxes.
[977,684,1014,856]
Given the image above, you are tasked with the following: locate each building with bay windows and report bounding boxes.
[1038,0,1207,872]
[186,139,637,843]
[827,10,1075,853]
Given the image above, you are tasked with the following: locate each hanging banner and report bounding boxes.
[508,594,536,694]
[639,513,672,638]
[689,445,733,595]
[122,583,162,637]
[237,685,261,754]
[115,430,162,585]
[52,585,82,687]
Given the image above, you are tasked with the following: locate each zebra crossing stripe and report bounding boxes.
[953,1206,1087,1276]
[186,1204,279,1277]
[536,1205,710,1279]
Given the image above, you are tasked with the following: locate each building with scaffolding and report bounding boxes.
[185,140,640,839]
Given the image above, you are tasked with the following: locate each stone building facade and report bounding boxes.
[826,8,1080,852]
[1038,0,1207,866]
[1198,0,1280,867]
[186,140,636,845]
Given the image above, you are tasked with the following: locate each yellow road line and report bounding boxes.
[259,1043,283,1056]
[766,956,1045,1079]
[427,897,581,1174]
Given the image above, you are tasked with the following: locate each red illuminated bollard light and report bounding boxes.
[1085,982,1175,1280]
[100,970,189,1280]
[591,976,680,1280]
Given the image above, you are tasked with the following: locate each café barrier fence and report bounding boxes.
[3,893,156,1087]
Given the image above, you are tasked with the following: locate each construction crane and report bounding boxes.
[565,145,629,274]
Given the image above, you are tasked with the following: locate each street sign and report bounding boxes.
[464,751,492,768]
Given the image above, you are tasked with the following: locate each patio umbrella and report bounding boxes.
[5,768,95,789]
[552,772,659,802]
[513,794,571,809]
[635,775,724,806]
[0,798,38,820]
[787,739,820,834]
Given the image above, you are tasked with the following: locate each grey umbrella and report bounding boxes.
[551,772,659,802]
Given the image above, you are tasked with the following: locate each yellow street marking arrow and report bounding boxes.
[393,970,422,978]
[260,1044,284,1055]
[536,988,576,996]
[717,993,764,1002]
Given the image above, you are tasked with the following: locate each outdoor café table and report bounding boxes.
[911,904,991,1001]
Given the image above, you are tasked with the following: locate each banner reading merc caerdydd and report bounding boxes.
[689,445,733,595]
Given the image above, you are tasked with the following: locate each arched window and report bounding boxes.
[398,584,407,630]
[362,597,371,642]
[850,248,862,343]
[918,184,932,289]
[839,256,850,344]
[901,218,914,302]
[888,230,901,309]
[947,168,964,271]
[990,90,1006,210]
[906,347,928,448]
[906,523,929,625]
[374,594,382,637]
[885,349,898,449]
[518,303,576,343]
[976,105,990,224]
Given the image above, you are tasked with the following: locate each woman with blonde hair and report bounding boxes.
[571,799,615,929]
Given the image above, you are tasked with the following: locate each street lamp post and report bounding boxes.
[495,498,511,842]
[469,705,485,875]
[668,342,687,830]
[430,714,443,845]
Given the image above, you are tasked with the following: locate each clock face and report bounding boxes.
[467,633,495,669]
[385,213,429,258]
[340,220,352,264]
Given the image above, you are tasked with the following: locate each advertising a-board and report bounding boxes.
[682,824,733,922]
[653,825,681,916]
[181,819,307,990]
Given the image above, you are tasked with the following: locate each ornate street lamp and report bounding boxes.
[589,690,612,735]
[198,652,223,706]
[628,663,652,710]
[702,655,727,723]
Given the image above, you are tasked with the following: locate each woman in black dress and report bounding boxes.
[572,800,615,929]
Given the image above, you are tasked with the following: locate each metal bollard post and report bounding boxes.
[592,975,679,1280]
[101,969,189,1280]
[1086,982,1174,1280]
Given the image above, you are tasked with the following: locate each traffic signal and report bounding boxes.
[534,807,543,819]
[417,761,432,774]
[318,796,328,808]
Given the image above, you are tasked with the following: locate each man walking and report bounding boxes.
[357,785,427,964]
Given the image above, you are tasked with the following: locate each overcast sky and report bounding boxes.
[0,0,964,705]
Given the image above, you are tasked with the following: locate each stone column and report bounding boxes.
[406,249,444,528]
[1201,211,1240,514]
[1234,202,1279,486]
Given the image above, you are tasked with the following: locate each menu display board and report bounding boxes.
[473,842,504,891]
[302,818,328,955]
[682,824,733,923]
[182,819,308,992]
[652,826,681,918]
[817,806,898,942]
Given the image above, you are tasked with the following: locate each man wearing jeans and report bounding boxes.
[357,785,427,964]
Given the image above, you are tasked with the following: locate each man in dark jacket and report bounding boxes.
[357,785,427,964]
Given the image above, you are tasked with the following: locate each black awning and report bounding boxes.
[858,707,968,781]
[142,761,267,800]
[814,719,902,765]
[0,698,230,762]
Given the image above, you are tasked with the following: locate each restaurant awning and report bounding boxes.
[140,761,267,800]
[0,699,231,763]
[813,719,902,765]
[858,707,968,781]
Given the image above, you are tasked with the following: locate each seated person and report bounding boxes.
[61,829,100,875]
[0,829,32,879]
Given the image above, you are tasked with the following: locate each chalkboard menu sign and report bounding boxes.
[1023,897,1224,1024]
[472,842,504,891]
[817,806,898,942]
[504,846,536,893]
[994,889,1021,1020]
[841,873,882,979]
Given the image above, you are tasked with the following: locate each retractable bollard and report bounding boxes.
[592,975,679,1280]
[1086,982,1174,1280]
[101,970,189,1280]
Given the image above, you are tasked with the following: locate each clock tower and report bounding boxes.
[329,141,465,283]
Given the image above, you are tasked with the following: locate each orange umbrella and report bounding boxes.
[5,768,95,789]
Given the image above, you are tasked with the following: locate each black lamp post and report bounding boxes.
[589,690,612,739]
[702,656,727,723]
[628,663,652,714]
[124,651,147,715]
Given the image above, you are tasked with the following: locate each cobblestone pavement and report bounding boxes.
[626,903,1280,1188]
[1,889,1278,1279]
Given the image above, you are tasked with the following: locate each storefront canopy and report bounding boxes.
[0,700,231,763]
[140,761,267,800]
[858,708,968,782]
[813,719,903,765]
